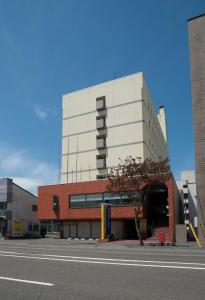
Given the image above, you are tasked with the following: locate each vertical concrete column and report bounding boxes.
[188,14,205,244]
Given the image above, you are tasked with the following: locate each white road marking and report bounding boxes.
[0,252,204,270]
[0,244,205,258]
[0,276,53,286]
[0,250,204,266]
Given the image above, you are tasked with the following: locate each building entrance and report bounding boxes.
[144,182,169,236]
[124,220,138,239]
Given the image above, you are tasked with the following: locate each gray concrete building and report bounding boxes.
[0,178,39,237]
[188,13,205,242]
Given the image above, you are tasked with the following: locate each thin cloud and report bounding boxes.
[1,151,26,171]
[12,177,42,193]
[34,106,48,121]
[0,142,59,195]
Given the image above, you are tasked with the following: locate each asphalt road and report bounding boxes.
[0,238,204,300]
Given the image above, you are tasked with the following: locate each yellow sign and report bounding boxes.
[12,220,24,237]
[139,219,147,232]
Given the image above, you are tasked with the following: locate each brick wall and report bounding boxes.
[38,176,177,242]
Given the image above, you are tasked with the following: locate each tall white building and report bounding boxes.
[61,72,168,183]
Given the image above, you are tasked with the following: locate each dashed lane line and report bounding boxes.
[0,276,53,286]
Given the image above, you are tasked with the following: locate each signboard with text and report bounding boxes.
[139,219,147,233]
[12,220,24,237]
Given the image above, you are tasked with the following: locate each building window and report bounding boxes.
[86,193,103,207]
[184,203,189,209]
[69,192,136,208]
[32,205,37,212]
[69,194,86,208]
[183,184,188,188]
[0,202,7,210]
[53,195,59,209]
[96,175,107,180]
[184,193,188,199]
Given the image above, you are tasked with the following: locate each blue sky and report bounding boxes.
[0,0,204,194]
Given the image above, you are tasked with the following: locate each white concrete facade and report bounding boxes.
[61,72,168,183]
[176,170,197,230]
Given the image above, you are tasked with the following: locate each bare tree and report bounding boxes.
[107,156,170,246]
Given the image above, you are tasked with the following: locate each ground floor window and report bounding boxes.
[41,221,60,233]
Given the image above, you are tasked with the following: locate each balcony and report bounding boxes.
[96,97,106,111]
[96,158,106,169]
[96,118,105,130]
[96,138,106,149]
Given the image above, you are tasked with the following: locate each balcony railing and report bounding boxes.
[96,118,105,129]
[96,158,106,169]
[96,99,105,110]
[96,138,106,149]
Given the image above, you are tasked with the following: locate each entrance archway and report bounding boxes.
[144,182,169,237]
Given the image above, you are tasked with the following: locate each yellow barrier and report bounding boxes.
[101,204,105,240]
[199,223,205,240]
[189,223,202,248]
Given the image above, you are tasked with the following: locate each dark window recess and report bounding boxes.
[184,193,188,199]
[183,184,188,188]
[96,175,107,180]
[28,224,32,231]
[33,224,39,231]
[184,203,189,209]
[53,195,59,209]
[32,205,37,212]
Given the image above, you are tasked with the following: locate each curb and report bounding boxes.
[67,237,98,241]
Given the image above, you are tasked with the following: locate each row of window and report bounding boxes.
[69,193,136,208]
[0,202,37,212]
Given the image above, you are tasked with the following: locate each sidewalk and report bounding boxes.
[108,239,198,248]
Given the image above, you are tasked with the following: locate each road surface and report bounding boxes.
[0,238,204,299]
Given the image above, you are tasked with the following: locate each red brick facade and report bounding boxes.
[38,176,177,242]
